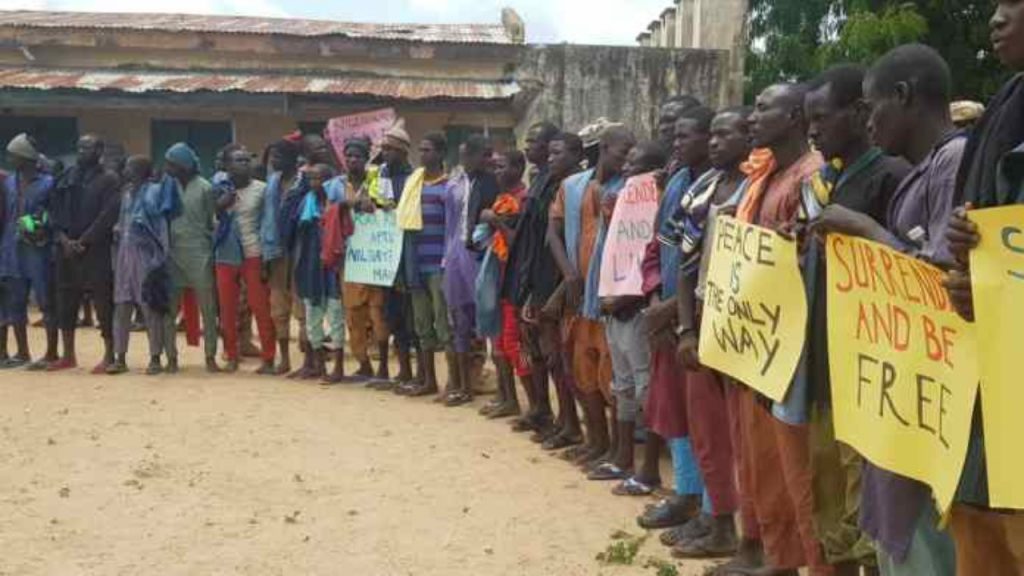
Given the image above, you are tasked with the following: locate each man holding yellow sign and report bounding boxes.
[940,2,1024,573]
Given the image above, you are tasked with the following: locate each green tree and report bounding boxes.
[818,4,928,66]
[746,0,1005,102]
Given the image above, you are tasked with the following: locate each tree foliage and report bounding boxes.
[746,0,1006,102]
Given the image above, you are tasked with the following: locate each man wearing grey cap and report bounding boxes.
[0,133,58,369]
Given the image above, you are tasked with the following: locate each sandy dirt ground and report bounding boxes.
[0,324,715,576]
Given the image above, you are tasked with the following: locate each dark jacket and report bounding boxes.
[52,163,121,289]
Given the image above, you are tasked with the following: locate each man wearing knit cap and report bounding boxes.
[950,100,985,130]
[382,121,411,160]
[162,142,221,373]
[373,118,420,388]
[579,118,623,169]
[0,133,58,369]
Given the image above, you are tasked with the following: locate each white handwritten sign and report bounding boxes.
[344,210,403,287]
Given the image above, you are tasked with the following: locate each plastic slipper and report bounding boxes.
[580,456,612,472]
[510,415,541,433]
[542,433,582,451]
[659,525,690,548]
[405,383,440,398]
[672,533,738,560]
[587,462,630,481]
[1,357,29,369]
[530,425,559,444]
[479,399,503,416]
[393,381,419,396]
[612,476,660,496]
[637,499,694,530]
[660,514,711,547]
[487,403,521,420]
[558,444,589,462]
[444,391,473,407]
[47,358,77,372]
[106,363,128,375]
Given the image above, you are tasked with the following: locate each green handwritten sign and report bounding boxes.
[344,210,403,287]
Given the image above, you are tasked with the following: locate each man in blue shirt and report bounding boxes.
[0,133,57,369]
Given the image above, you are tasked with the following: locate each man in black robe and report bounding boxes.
[50,134,121,372]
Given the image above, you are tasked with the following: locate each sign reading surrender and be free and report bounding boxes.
[826,234,978,512]
[698,216,807,402]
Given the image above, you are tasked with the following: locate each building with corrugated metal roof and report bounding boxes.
[0,8,731,172]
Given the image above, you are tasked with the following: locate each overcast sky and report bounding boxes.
[5,0,671,45]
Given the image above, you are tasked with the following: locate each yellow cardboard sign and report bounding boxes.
[969,205,1024,509]
[826,234,978,512]
[698,216,806,402]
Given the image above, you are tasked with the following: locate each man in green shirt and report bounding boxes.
[162,143,220,373]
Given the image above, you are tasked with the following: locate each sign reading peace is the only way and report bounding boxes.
[698,216,807,402]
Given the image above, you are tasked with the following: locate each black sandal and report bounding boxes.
[558,444,590,461]
[510,414,542,432]
[672,532,738,559]
[612,476,660,496]
[660,514,710,547]
[587,462,631,481]
[637,499,695,530]
[404,383,439,398]
[444,391,472,407]
[542,433,582,451]
[530,425,559,444]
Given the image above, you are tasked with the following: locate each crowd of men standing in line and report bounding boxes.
[2,1,1024,574]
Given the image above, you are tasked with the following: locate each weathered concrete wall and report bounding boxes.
[645,0,748,105]
[697,0,748,106]
[514,44,728,140]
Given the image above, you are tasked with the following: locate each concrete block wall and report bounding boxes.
[515,44,728,140]
[640,0,748,105]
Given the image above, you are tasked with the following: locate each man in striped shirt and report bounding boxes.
[403,133,453,400]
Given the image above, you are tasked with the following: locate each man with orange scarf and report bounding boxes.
[731,83,830,576]
[477,150,530,419]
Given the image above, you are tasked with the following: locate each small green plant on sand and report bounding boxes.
[644,557,679,576]
[596,530,649,566]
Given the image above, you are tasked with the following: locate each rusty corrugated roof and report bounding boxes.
[0,10,517,45]
[0,67,520,101]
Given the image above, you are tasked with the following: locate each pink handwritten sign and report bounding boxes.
[598,173,660,297]
[324,108,397,169]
